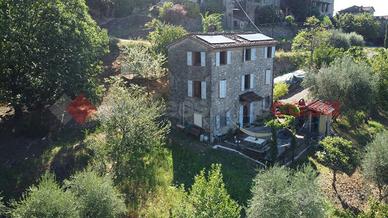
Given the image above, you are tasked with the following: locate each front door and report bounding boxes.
[243,104,249,125]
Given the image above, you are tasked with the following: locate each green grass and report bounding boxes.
[168,131,259,206]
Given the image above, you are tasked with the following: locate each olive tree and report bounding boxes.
[65,170,127,218]
[11,174,79,218]
[0,0,109,117]
[247,165,324,218]
[305,56,378,113]
[316,137,359,204]
[121,45,166,79]
[362,130,388,202]
[92,80,170,204]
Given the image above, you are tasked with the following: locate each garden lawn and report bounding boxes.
[168,131,259,205]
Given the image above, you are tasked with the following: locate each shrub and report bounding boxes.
[285,15,295,26]
[159,1,174,19]
[347,110,367,127]
[330,30,351,49]
[348,32,364,46]
[274,51,308,76]
[172,0,200,18]
[273,83,289,100]
[201,12,223,32]
[11,174,79,218]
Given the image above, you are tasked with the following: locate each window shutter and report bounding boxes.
[227,51,232,64]
[201,81,206,99]
[216,52,220,66]
[219,80,226,98]
[188,80,193,97]
[265,70,271,85]
[226,111,231,126]
[250,74,254,89]
[200,52,206,66]
[251,48,257,60]
[215,115,220,130]
[241,75,245,91]
[262,100,265,110]
[187,52,192,66]
[260,47,265,58]
[249,102,255,124]
[239,105,243,128]
[243,48,246,62]
[264,47,268,58]
[271,47,276,58]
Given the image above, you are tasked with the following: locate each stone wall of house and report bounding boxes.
[168,38,274,141]
[168,38,212,133]
[209,47,274,137]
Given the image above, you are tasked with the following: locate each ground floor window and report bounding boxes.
[194,113,202,128]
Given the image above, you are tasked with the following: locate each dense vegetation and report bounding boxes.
[0,0,109,117]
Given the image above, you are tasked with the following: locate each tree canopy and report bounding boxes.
[146,19,187,56]
[121,45,166,79]
[11,174,79,218]
[362,130,388,202]
[188,164,241,218]
[91,80,170,204]
[201,12,223,33]
[0,0,109,116]
[64,170,127,218]
[335,13,379,42]
[247,165,325,218]
[304,56,378,113]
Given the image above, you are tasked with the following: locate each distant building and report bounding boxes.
[224,0,334,30]
[167,32,276,142]
[338,5,375,15]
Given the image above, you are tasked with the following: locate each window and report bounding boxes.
[215,115,220,130]
[226,110,231,126]
[266,47,272,58]
[193,81,201,98]
[219,80,227,98]
[189,80,206,99]
[220,51,227,65]
[265,70,272,85]
[193,52,201,66]
[244,74,251,90]
[245,48,251,61]
[241,74,253,91]
[263,96,271,109]
[194,113,202,127]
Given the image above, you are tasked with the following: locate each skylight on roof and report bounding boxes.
[196,35,236,44]
[238,33,273,41]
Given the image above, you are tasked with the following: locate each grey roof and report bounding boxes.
[168,32,277,50]
[338,5,375,14]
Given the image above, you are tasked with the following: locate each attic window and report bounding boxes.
[220,51,227,65]
[266,47,272,58]
[193,52,201,66]
[245,48,251,61]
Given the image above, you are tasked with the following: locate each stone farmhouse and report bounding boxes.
[167,32,277,142]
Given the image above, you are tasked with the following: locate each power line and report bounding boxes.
[233,0,262,33]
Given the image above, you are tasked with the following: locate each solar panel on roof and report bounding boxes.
[238,33,273,41]
[196,35,236,44]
